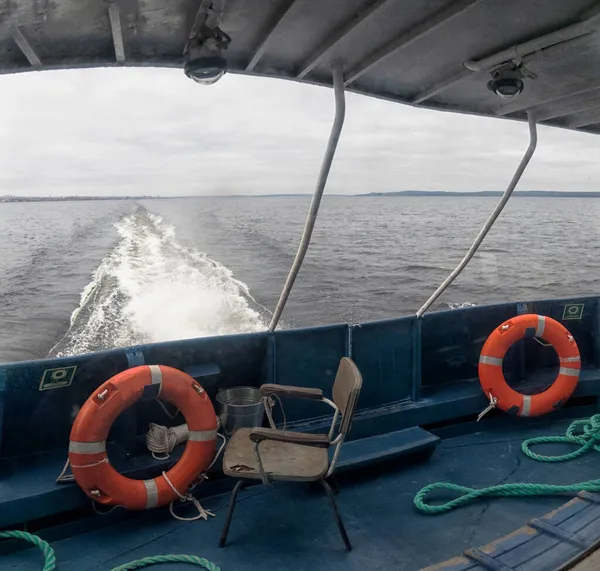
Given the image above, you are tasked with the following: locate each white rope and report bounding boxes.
[69,458,109,469]
[146,423,190,460]
[56,458,75,483]
[92,501,123,515]
[150,426,226,522]
[157,399,180,420]
[145,416,222,460]
[533,336,553,347]
[162,471,215,521]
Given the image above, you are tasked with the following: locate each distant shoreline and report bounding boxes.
[361,190,600,197]
[0,196,156,203]
[2,190,600,202]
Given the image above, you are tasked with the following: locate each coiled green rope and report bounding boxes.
[111,554,220,570]
[0,530,220,570]
[415,414,600,514]
[0,530,56,570]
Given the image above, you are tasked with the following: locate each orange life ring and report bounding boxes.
[69,365,217,509]
[479,314,580,417]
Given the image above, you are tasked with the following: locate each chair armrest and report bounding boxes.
[260,383,323,400]
[249,427,330,448]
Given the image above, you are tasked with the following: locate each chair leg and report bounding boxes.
[219,480,246,548]
[327,474,341,495]
[320,479,352,551]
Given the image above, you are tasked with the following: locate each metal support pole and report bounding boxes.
[268,64,346,331]
[416,112,538,318]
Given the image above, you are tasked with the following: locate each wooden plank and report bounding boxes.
[571,548,600,570]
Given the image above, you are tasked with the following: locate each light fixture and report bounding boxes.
[487,63,534,99]
[184,56,228,85]
[184,20,231,85]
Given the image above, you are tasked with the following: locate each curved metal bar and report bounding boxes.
[268,64,346,331]
[416,112,538,318]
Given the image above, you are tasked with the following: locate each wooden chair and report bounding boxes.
[219,357,363,550]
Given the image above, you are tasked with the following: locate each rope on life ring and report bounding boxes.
[69,365,217,510]
[478,314,580,418]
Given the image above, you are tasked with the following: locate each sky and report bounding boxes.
[2,67,600,196]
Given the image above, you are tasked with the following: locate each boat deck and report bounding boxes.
[4,417,600,570]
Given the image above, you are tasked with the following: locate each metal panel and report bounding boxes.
[141,331,270,395]
[351,316,414,407]
[273,324,348,422]
[137,332,270,434]
[421,302,517,387]
[0,349,129,457]
[525,297,597,370]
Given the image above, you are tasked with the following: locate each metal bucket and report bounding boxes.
[216,386,265,437]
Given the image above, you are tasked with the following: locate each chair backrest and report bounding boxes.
[332,357,363,437]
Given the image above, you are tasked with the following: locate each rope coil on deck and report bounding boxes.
[110,554,221,570]
[0,530,56,571]
[0,529,220,570]
[415,415,600,514]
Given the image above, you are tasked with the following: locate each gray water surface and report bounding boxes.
[0,196,597,362]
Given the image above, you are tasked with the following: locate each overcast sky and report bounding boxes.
[2,67,600,196]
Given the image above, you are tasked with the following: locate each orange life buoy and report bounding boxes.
[479,314,580,417]
[69,365,217,509]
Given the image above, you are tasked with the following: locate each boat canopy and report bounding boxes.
[3,0,600,134]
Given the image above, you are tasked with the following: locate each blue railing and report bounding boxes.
[1,295,600,457]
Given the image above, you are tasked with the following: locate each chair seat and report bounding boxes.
[223,428,329,482]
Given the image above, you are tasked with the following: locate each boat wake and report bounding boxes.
[446,301,477,309]
[50,208,268,357]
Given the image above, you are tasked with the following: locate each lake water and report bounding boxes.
[1,196,597,363]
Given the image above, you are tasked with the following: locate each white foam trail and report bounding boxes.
[447,301,477,309]
[51,209,267,356]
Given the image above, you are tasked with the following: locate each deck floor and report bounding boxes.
[5,417,600,570]
[573,548,600,571]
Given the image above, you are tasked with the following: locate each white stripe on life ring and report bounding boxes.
[535,315,546,338]
[479,355,503,366]
[521,395,531,417]
[189,429,218,442]
[148,365,163,396]
[143,479,159,509]
[69,441,106,454]
[559,367,580,377]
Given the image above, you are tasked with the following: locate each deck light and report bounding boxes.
[488,65,525,98]
[184,18,230,85]
[184,56,228,85]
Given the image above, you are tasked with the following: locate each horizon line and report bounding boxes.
[2,189,600,201]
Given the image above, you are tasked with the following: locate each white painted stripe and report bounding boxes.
[536,315,546,338]
[143,479,159,509]
[69,441,106,454]
[559,367,580,377]
[521,395,531,417]
[148,365,162,397]
[189,429,218,442]
[149,365,162,384]
[479,355,503,366]
[560,356,581,363]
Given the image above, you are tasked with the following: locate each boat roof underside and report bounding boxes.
[4,1,600,135]
[4,416,600,571]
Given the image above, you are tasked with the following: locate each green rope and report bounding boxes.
[111,554,221,570]
[0,530,220,570]
[0,530,56,571]
[415,414,600,514]
[522,416,600,462]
